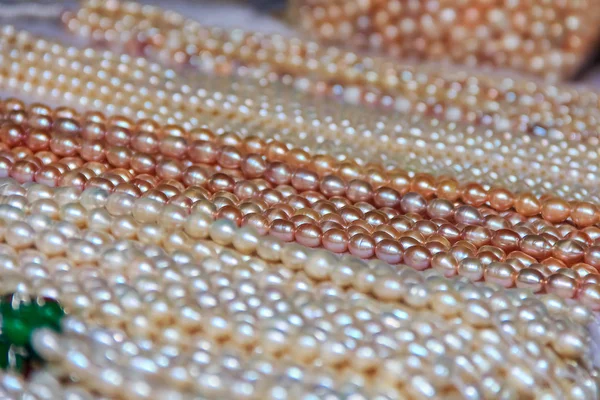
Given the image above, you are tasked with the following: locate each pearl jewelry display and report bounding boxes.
[0,0,597,398]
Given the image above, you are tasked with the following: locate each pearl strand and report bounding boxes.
[1,161,600,308]
[2,100,600,302]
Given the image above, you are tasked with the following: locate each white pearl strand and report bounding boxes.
[0,178,596,398]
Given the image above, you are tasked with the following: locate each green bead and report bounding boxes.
[2,318,33,347]
[0,338,30,374]
[39,302,65,329]
[0,296,65,332]
[16,304,39,325]
[0,294,28,322]
[15,304,46,329]
[0,302,16,318]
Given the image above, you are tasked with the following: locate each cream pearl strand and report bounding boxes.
[3,238,596,396]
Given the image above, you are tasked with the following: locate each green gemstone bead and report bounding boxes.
[0,302,15,318]
[0,294,65,364]
[16,304,39,325]
[0,294,67,376]
[39,302,65,329]
[0,338,30,373]
[2,318,33,347]
[16,304,48,329]
[0,296,65,331]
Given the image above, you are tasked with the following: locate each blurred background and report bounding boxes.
[1,0,600,86]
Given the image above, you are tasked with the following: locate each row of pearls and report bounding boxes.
[0,2,597,398]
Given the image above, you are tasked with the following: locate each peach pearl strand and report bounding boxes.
[6,115,600,247]
[3,107,600,279]
[4,138,600,299]
[2,99,600,244]
[72,0,600,135]
[1,98,600,234]
[3,27,592,202]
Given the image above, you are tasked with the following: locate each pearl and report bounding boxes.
[209,219,237,246]
[305,250,337,281]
